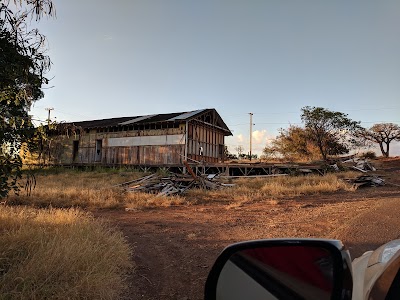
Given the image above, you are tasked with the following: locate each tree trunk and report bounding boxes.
[379,142,388,157]
[385,142,390,157]
[318,143,327,161]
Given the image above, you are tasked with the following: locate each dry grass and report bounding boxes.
[7,169,189,209]
[7,169,358,209]
[187,173,357,205]
[0,206,132,299]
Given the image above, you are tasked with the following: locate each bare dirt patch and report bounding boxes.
[94,159,400,300]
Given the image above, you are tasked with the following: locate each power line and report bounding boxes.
[227,123,249,126]
[229,121,400,126]
[252,106,400,115]
[32,105,92,120]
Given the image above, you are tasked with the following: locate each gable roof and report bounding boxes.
[71,108,232,135]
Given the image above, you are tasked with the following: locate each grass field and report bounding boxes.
[6,168,358,209]
[0,206,132,299]
[0,167,364,299]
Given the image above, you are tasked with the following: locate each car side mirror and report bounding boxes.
[367,240,400,299]
[204,239,353,300]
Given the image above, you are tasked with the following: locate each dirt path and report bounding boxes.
[333,196,400,257]
[94,163,400,300]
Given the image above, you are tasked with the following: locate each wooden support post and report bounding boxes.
[183,161,197,180]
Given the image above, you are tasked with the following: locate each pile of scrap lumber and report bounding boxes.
[348,175,385,189]
[340,157,376,173]
[116,173,234,197]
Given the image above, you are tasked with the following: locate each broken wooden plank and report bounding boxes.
[183,161,197,180]
[351,166,368,173]
[219,174,288,179]
[114,173,158,187]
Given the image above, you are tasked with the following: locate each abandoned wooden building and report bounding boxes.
[54,108,232,166]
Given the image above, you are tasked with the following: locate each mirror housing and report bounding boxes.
[367,240,400,299]
[204,239,353,300]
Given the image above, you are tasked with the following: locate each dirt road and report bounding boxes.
[95,164,400,300]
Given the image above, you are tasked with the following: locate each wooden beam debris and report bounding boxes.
[337,157,377,173]
[121,172,234,197]
[347,175,385,189]
[111,174,157,188]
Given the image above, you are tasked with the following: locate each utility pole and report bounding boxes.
[45,107,54,126]
[249,112,253,161]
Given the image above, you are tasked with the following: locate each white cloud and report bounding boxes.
[226,129,277,155]
[252,130,267,144]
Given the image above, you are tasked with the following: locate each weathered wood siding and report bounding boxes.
[102,145,184,165]
[186,121,224,163]
[56,127,187,165]
[53,112,228,165]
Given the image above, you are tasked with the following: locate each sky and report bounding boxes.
[29,0,400,156]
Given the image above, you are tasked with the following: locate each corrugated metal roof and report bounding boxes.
[70,109,232,135]
[142,113,182,123]
[73,116,134,129]
[118,114,156,125]
[166,109,207,121]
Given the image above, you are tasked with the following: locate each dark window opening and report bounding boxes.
[95,139,102,162]
[219,144,224,155]
[72,140,79,161]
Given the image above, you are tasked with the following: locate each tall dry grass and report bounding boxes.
[187,173,357,205]
[8,169,357,209]
[8,169,188,209]
[0,206,132,299]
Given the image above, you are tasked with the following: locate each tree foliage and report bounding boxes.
[0,0,54,197]
[263,126,321,161]
[234,145,244,158]
[224,146,238,160]
[301,106,361,160]
[264,108,362,162]
[358,123,400,157]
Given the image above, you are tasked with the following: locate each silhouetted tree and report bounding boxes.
[358,123,400,157]
[301,107,360,161]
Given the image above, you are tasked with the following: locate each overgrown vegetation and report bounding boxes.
[26,121,81,165]
[1,0,54,197]
[301,106,361,160]
[0,168,358,298]
[263,107,362,162]
[187,173,356,205]
[0,206,132,299]
[6,169,357,209]
[6,169,189,208]
[263,126,322,161]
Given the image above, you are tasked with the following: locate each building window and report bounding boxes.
[72,140,79,161]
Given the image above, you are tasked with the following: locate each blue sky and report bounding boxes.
[31,0,400,155]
